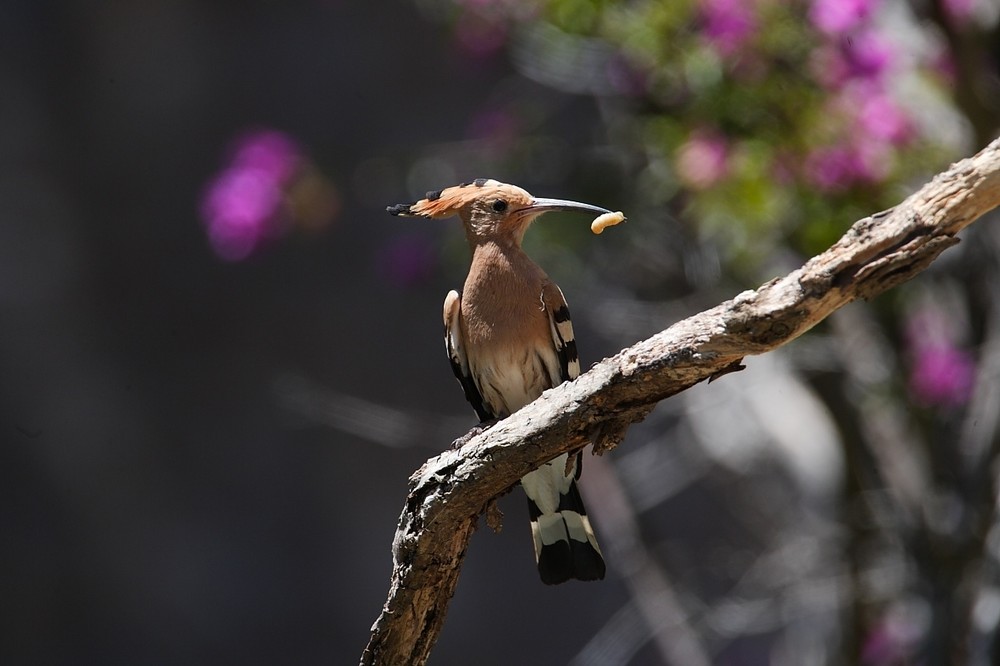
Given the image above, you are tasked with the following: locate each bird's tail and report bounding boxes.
[521,453,605,585]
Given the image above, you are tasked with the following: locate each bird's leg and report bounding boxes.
[449,418,500,450]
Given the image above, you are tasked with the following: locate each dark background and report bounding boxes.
[2,2,637,664]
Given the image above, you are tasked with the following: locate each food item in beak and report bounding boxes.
[590,211,626,234]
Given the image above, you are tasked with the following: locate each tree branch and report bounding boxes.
[360,137,1000,666]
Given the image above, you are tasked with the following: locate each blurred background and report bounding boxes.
[3,0,1000,664]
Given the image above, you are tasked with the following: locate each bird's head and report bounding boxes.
[387,178,611,247]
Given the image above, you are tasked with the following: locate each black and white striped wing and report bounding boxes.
[527,283,603,584]
[443,289,491,422]
[541,283,580,383]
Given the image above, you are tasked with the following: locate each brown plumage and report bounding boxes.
[389,178,611,584]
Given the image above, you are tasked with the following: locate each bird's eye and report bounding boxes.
[491,199,508,213]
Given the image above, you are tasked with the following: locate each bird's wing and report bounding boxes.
[541,282,581,382]
[443,290,491,422]
[528,286,604,584]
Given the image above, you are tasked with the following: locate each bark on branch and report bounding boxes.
[360,137,1000,666]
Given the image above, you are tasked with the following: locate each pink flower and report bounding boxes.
[700,0,757,56]
[905,306,976,408]
[803,146,864,191]
[676,131,730,189]
[809,0,877,35]
[830,81,913,151]
[230,130,302,182]
[858,92,913,145]
[910,346,975,407]
[200,168,284,261]
[842,29,893,81]
[809,26,894,92]
[200,129,302,261]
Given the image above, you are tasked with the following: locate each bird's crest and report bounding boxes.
[386,178,530,219]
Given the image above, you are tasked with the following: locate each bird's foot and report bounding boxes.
[450,419,500,449]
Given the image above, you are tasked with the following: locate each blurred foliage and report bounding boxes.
[418,0,985,278]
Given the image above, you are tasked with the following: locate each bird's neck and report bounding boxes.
[468,238,535,270]
[468,233,520,253]
[465,240,547,295]
[462,240,550,345]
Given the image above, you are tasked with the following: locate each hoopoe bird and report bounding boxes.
[388,178,614,584]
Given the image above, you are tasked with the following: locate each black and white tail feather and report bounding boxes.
[524,453,605,584]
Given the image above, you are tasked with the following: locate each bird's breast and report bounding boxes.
[460,246,562,416]
[467,340,562,417]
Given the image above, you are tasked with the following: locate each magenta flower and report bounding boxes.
[809,0,877,35]
[825,81,913,162]
[857,92,913,145]
[803,145,864,191]
[200,129,303,261]
[905,305,976,408]
[842,29,893,81]
[810,30,892,91]
[229,130,301,183]
[676,130,730,189]
[200,168,285,261]
[910,346,975,408]
[699,0,757,56]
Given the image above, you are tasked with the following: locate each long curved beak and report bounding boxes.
[526,197,612,217]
